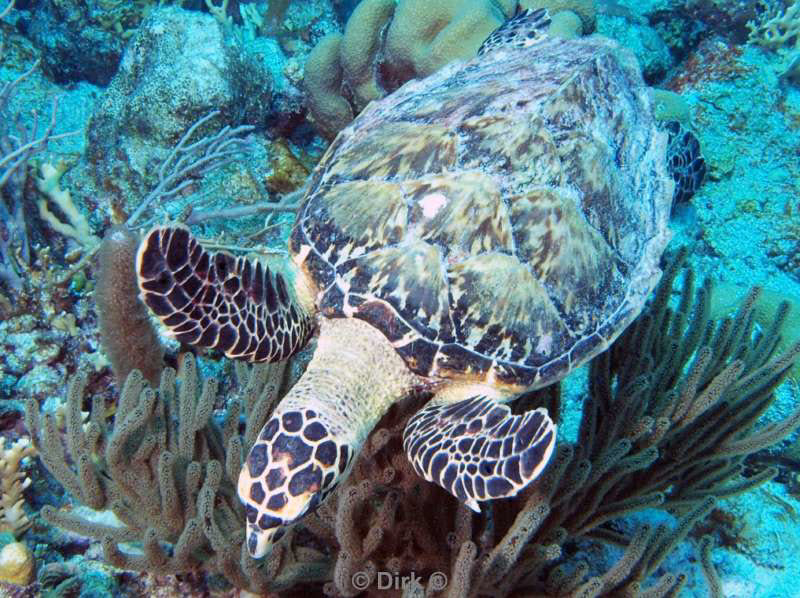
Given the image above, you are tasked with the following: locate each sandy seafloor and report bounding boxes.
[3,0,800,596]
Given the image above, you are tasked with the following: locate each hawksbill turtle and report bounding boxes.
[135,9,700,558]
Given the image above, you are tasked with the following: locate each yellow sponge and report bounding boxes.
[0,542,33,586]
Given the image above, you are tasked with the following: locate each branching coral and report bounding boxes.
[26,251,800,595]
[26,353,327,593]
[0,437,36,537]
[35,161,100,249]
[747,0,800,50]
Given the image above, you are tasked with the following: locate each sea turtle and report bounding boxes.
[135,9,696,558]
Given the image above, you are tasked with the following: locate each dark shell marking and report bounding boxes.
[292,29,672,391]
[136,226,312,362]
[239,408,352,555]
[403,395,556,510]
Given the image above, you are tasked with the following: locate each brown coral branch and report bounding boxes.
[26,353,328,592]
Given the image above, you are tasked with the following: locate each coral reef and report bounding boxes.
[597,8,672,82]
[382,0,515,79]
[2,0,800,594]
[0,540,33,585]
[710,283,800,381]
[35,161,100,249]
[645,1,760,63]
[15,0,126,86]
[26,353,326,593]
[264,138,311,195]
[36,558,120,596]
[304,31,353,139]
[86,5,271,208]
[26,251,800,596]
[0,9,79,290]
[650,88,691,124]
[304,0,515,137]
[311,251,800,596]
[665,36,754,93]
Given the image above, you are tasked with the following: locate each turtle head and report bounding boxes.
[238,407,354,558]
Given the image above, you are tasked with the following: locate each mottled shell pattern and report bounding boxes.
[290,32,673,392]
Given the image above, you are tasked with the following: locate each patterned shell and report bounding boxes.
[290,34,673,391]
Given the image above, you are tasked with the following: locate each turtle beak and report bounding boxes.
[245,523,285,558]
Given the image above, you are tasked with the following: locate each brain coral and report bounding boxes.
[304,0,596,137]
[304,0,520,138]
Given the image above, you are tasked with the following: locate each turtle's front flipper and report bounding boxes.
[403,394,556,511]
[136,226,313,362]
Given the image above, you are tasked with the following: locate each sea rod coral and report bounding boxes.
[26,353,327,593]
[26,250,800,596]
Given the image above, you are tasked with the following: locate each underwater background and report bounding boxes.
[1,0,800,596]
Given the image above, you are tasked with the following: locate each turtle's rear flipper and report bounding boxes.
[403,394,556,511]
[665,121,706,207]
[136,226,313,362]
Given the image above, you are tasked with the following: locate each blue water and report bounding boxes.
[1,1,799,596]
